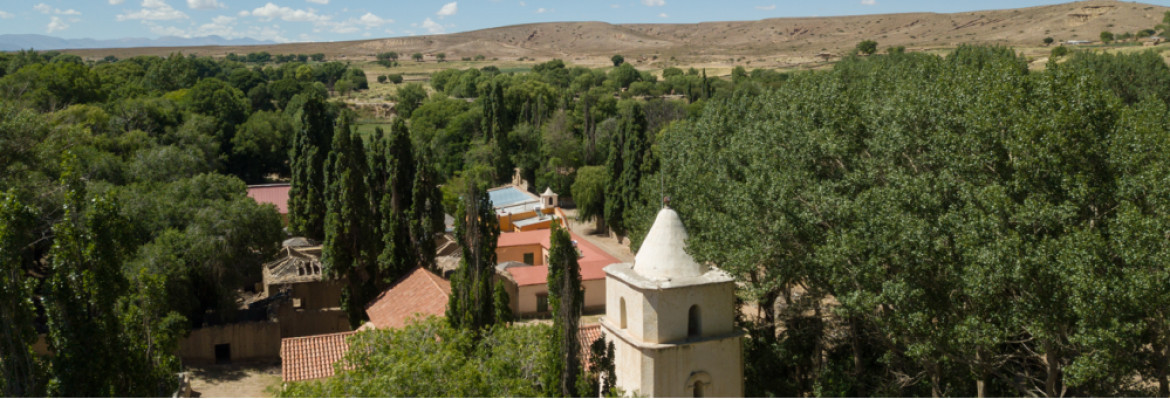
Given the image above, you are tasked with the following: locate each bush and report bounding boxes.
[387,74,403,84]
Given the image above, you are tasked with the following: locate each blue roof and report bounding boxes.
[488,187,536,208]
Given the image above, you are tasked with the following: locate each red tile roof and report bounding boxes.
[497,229,551,248]
[280,331,356,382]
[578,324,602,350]
[246,184,291,214]
[365,267,452,330]
[503,231,620,286]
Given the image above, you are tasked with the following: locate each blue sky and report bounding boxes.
[3,0,1170,42]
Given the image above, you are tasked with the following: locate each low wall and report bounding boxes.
[178,321,280,364]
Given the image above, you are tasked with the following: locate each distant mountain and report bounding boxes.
[0,34,275,51]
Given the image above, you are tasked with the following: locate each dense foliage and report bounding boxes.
[648,46,1170,397]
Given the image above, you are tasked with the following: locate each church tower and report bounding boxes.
[600,207,744,397]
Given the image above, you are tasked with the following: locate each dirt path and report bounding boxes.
[562,209,635,264]
[188,362,283,398]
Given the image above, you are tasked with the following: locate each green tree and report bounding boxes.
[446,182,501,333]
[1101,31,1115,43]
[0,192,44,397]
[376,119,417,285]
[437,53,447,62]
[604,102,649,237]
[322,112,378,327]
[1052,45,1070,58]
[1044,37,1055,46]
[572,165,608,230]
[856,39,878,55]
[231,110,294,182]
[393,83,428,117]
[546,222,582,397]
[412,53,424,62]
[288,92,334,239]
[611,54,624,67]
[410,156,445,272]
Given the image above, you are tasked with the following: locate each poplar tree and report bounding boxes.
[410,155,445,272]
[322,113,376,327]
[546,222,582,397]
[288,93,334,239]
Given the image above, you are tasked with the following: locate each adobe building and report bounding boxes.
[493,229,619,316]
[600,207,745,397]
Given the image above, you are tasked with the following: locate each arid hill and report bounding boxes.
[64,0,1170,68]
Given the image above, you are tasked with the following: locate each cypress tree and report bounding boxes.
[546,222,582,397]
[604,102,649,236]
[446,182,500,332]
[410,155,445,272]
[377,119,417,283]
[288,93,334,239]
[321,112,376,327]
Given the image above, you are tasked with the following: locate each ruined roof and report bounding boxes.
[246,183,291,214]
[365,267,451,330]
[280,331,356,382]
[263,246,325,286]
[632,207,708,280]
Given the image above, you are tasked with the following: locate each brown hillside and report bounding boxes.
[64,0,1170,68]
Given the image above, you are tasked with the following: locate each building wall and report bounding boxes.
[583,279,606,313]
[267,280,343,311]
[498,244,545,266]
[177,321,281,364]
[276,307,350,338]
[606,278,649,342]
[643,283,737,344]
[516,284,548,316]
[645,337,744,397]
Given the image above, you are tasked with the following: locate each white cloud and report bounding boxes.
[109,0,125,4]
[535,7,547,13]
[145,16,291,42]
[421,17,443,34]
[861,0,875,4]
[47,16,68,32]
[34,3,80,15]
[642,0,665,6]
[186,0,222,10]
[437,2,457,17]
[247,3,327,22]
[118,0,188,21]
[0,10,12,19]
[755,4,775,10]
[306,0,329,3]
[518,1,525,5]
[658,12,668,18]
[610,4,620,8]
[358,12,392,27]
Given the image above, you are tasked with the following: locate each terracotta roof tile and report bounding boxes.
[247,184,291,214]
[365,267,451,330]
[280,331,356,382]
[503,231,620,286]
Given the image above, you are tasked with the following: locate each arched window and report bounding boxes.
[688,305,701,338]
[619,297,627,329]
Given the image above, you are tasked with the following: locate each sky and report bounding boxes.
[3,0,1170,43]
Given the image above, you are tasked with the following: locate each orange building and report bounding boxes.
[494,229,620,317]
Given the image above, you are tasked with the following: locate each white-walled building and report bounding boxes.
[600,207,745,397]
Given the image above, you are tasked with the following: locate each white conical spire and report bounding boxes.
[633,207,708,279]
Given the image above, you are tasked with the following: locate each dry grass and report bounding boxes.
[60,1,1170,72]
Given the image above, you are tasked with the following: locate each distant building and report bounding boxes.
[602,207,745,397]
[488,184,568,232]
[494,229,619,316]
[246,183,291,224]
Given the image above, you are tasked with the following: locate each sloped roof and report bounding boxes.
[578,324,602,350]
[500,231,620,286]
[365,267,451,330]
[246,183,291,214]
[632,207,708,279]
[280,331,356,382]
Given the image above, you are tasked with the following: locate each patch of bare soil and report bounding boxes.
[187,362,283,398]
